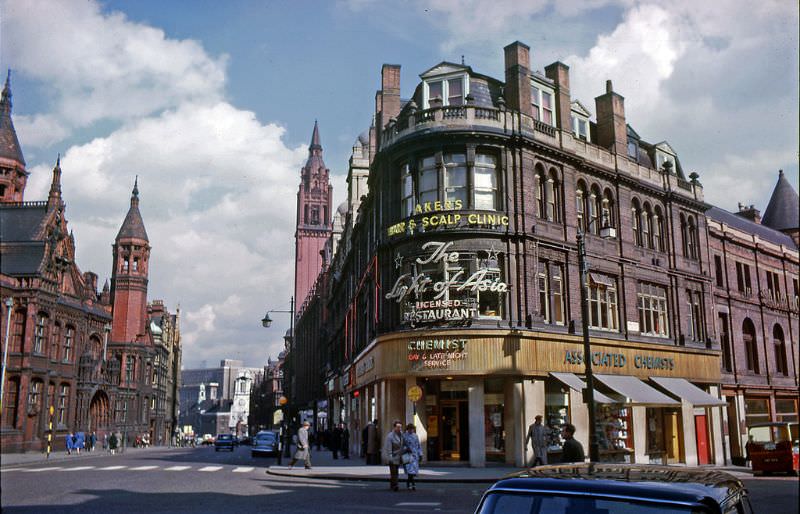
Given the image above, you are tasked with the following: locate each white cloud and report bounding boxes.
[6,0,306,367]
[4,0,227,145]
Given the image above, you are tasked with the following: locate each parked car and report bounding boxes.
[747,421,800,475]
[251,431,279,458]
[474,463,753,514]
[201,434,214,445]
[214,433,235,452]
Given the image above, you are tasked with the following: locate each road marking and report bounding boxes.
[232,467,254,473]
[165,466,191,471]
[198,466,223,472]
[62,466,95,471]
[129,465,159,471]
[395,503,442,507]
[98,466,128,470]
[22,467,62,472]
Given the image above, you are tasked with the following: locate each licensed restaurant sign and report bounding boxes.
[385,241,508,325]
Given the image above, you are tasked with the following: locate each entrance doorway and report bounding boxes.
[664,410,683,463]
[423,379,470,462]
[440,401,469,460]
[89,391,110,432]
[695,414,711,465]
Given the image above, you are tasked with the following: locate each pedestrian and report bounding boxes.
[66,432,74,455]
[109,432,118,455]
[361,424,368,459]
[366,419,380,465]
[103,433,108,451]
[89,431,97,452]
[560,423,585,463]
[288,421,312,470]
[330,424,342,459]
[525,415,548,466]
[72,432,80,454]
[382,420,404,492]
[340,423,350,459]
[402,423,423,491]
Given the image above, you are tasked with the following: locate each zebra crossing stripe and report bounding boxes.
[232,467,254,473]
[98,466,128,470]
[62,466,95,471]
[165,466,191,471]
[198,466,223,472]
[23,467,62,472]
[129,465,159,471]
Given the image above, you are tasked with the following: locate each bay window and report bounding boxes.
[444,153,468,206]
[473,154,498,210]
[638,283,669,337]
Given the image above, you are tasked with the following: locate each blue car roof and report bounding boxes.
[488,464,745,507]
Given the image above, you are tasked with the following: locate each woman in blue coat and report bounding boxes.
[66,432,74,455]
[402,424,423,490]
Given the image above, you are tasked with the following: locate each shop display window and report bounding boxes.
[745,397,770,426]
[595,404,633,461]
[775,398,798,423]
[645,407,682,464]
[484,378,505,460]
[545,380,570,449]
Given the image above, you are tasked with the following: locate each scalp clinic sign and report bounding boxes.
[387,201,509,236]
[385,241,508,324]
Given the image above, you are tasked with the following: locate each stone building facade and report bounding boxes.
[0,75,181,452]
[288,41,798,467]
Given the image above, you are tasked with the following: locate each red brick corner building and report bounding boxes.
[0,74,181,452]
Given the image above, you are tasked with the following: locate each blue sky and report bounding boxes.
[1,0,797,368]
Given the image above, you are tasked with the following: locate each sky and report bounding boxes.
[1,0,797,370]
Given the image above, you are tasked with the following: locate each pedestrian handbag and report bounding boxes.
[401,451,414,465]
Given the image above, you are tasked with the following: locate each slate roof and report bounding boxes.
[761,170,799,232]
[0,203,47,240]
[116,180,149,241]
[707,205,796,248]
[0,243,45,275]
[0,72,25,165]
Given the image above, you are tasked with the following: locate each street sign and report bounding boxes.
[407,385,423,402]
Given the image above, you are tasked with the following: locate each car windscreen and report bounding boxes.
[477,492,705,514]
[256,434,276,443]
[217,435,232,440]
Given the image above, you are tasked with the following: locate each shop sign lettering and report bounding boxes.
[563,350,676,371]
[387,202,509,237]
[385,241,508,325]
[408,338,468,370]
[356,356,375,377]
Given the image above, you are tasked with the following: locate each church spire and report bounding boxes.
[116,177,148,242]
[310,119,321,150]
[0,69,25,168]
[47,154,63,207]
[762,169,800,233]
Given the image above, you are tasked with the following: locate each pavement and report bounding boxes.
[0,444,173,467]
[264,448,755,483]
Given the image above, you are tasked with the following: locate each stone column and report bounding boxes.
[709,386,725,465]
[682,400,698,466]
[568,388,589,456]
[632,406,647,464]
[468,377,485,467]
[503,378,525,466]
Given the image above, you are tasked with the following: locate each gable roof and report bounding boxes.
[419,61,472,79]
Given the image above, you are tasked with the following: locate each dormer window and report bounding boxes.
[531,85,554,125]
[656,152,675,172]
[424,74,468,108]
[571,115,589,141]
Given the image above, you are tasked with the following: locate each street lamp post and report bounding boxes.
[1,297,14,412]
[577,231,600,463]
[262,296,294,465]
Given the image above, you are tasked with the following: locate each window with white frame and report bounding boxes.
[444,153,468,207]
[531,85,554,125]
[474,154,498,210]
[571,114,589,141]
[588,274,619,331]
[63,326,73,363]
[424,75,468,108]
[33,313,47,354]
[638,283,669,337]
[418,156,438,206]
[57,384,68,425]
[538,261,565,325]
[656,152,675,172]
[685,289,705,342]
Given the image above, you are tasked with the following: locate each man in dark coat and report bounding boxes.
[330,425,342,459]
[560,423,586,463]
[340,424,350,459]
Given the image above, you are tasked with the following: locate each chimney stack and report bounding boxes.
[504,41,532,116]
[735,203,762,224]
[545,61,572,131]
[594,80,627,156]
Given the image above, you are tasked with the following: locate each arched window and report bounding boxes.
[601,189,615,231]
[773,325,788,376]
[547,169,561,222]
[589,185,602,235]
[631,199,642,247]
[63,325,74,363]
[687,215,698,259]
[576,181,587,233]
[33,313,48,355]
[642,203,652,248]
[535,165,546,219]
[743,318,759,374]
[28,378,43,415]
[653,206,665,252]
[50,321,61,361]
[680,213,688,256]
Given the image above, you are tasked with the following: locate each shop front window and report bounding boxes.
[484,378,504,461]
[596,404,633,458]
[775,398,798,423]
[645,407,682,464]
[545,380,570,451]
[745,397,770,426]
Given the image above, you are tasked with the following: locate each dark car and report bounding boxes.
[251,431,279,458]
[214,433,235,452]
[474,464,753,514]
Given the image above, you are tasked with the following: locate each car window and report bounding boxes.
[478,492,698,514]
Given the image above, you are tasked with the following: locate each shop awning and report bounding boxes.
[649,377,726,407]
[549,372,616,403]
[594,374,680,407]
